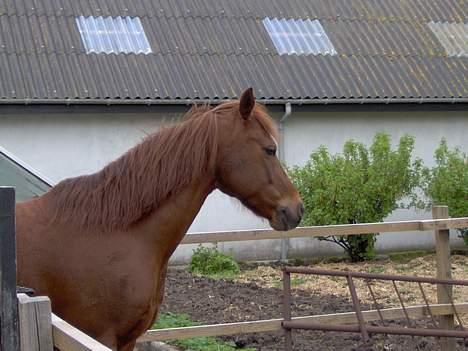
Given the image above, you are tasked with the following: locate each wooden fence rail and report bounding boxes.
[143,209,468,351]
[139,303,468,342]
[16,293,112,351]
[52,313,112,351]
[181,217,468,244]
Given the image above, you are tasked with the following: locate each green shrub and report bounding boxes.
[424,139,468,245]
[154,313,255,351]
[189,245,240,278]
[290,133,423,262]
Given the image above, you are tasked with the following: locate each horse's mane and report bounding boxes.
[46,101,277,232]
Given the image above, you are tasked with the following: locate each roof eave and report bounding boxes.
[0,97,467,106]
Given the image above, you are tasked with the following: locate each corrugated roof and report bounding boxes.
[0,0,467,103]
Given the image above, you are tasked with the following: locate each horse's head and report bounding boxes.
[214,88,304,231]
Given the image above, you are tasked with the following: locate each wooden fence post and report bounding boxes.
[432,205,455,351]
[17,294,53,351]
[0,187,19,351]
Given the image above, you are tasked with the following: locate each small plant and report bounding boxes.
[424,139,468,245]
[189,245,240,279]
[291,277,307,286]
[290,133,423,262]
[154,313,256,351]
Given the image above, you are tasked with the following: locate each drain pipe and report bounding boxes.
[279,103,292,262]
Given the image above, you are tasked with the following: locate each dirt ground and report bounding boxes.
[160,254,468,350]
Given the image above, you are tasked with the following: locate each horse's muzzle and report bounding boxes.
[275,202,304,231]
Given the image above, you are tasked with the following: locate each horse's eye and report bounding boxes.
[265,147,277,156]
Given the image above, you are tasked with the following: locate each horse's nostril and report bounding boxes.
[278,207,289,223]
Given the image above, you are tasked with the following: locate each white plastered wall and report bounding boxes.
[0,108,466,263]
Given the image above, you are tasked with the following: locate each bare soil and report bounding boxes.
[160,254,468,350]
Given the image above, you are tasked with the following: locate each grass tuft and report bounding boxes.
[154,312,256,351]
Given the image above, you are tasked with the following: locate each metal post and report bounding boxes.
[433,205,455,351]
[0,187,19,351]
[279,103,292,262]
[347,275,369,341]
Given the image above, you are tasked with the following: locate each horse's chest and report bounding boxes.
[114,271,163,343]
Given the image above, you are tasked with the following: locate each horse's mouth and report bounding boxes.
[270,203,303,231]
[269,217,290,231]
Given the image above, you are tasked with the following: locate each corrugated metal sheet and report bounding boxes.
[427,22,468,57]
[0,52,466,100]
[1,0,465,22]
[0,0,466,101]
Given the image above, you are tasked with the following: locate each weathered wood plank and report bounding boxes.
[51,313,112,351]
[181,217,468,244]
[17,294,53,351]
[433,206,455,351]
[0,187,19,351]
[139,303,468,341]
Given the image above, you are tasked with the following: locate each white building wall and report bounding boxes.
[283,110,467,260]
[0,108,466,263]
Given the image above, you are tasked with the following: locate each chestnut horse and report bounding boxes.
[16,88,303,350]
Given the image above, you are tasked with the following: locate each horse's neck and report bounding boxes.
[130,178,215,261]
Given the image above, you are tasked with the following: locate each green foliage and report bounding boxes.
[290,133,423,262]
[155,312,198,329]
[424,139,468,245]
[154,313,256,351]
[189,245,240,279]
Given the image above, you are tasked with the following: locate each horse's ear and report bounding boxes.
[239,88,255,120]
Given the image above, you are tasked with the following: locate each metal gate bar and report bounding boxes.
[282,321,468,338]
[283,267,468,285]
[282,267,468,351]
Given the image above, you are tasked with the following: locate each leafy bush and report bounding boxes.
[154,312,255,351]
[290,133,423,261]
[424,139,468,244]
[189,245,240,278]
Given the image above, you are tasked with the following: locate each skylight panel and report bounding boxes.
[427,22,468,57]
[263,18,337,56]
[76,16,152,55]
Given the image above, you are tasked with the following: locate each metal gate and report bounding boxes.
[282,267,468,350]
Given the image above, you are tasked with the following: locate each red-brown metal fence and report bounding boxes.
[282,267,468,350]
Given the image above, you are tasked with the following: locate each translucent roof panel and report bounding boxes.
[263,17,337,56]
[0,147,52,202]
[427,22,468,57]
[76,16,152,55]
